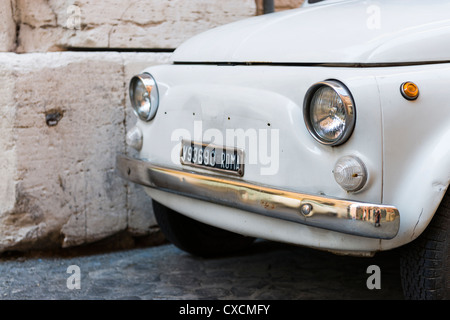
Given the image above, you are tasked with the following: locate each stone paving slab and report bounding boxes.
[0,240,404,300]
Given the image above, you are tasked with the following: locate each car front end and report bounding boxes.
[117,0,450,261]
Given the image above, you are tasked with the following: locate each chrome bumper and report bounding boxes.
[116,154,400,240]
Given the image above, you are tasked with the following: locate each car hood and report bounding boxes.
[172,0,450,64]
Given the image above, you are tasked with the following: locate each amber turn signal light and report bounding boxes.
[401,81,419,100]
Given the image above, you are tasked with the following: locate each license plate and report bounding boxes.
[180,140,244,176]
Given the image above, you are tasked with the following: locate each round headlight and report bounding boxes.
[303,80,355,146]
[129,73,159,121]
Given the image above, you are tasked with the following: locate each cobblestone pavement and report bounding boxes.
[0,240,404,300]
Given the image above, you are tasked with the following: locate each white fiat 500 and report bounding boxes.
[117,0,450,299]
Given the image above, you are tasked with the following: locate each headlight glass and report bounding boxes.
[304,80,355,146]
[129,73,159,121]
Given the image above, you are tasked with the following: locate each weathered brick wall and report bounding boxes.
[0,0,302,253]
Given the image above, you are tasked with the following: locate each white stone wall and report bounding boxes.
[13,0,257,52]
[0,0,302,253]
[0,1,16,51]
[0,52,172,252]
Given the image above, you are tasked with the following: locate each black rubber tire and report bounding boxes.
[152,200,255,257]
[400,190,450,300]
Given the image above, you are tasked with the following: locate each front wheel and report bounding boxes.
[400,190,450,299]
[152,200,255,257]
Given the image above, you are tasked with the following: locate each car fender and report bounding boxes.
[377,64,450,249]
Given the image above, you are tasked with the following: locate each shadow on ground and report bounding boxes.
[0,237,404,300]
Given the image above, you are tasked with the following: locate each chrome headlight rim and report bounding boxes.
[303,80,356,146]
[129,73,159,121]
